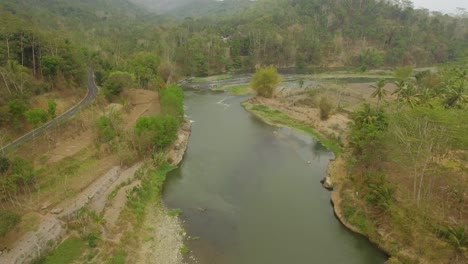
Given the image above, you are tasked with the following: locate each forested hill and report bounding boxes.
[153,0,468,75]
[129,0,255,17]
[0,0,152,136]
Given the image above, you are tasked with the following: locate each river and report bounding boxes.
[163,89,387,263]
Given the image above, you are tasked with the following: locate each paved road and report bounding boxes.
[0,69,98,154]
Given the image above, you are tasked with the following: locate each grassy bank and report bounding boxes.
[242,101,342,155]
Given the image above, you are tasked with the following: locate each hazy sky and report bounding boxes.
[411,0,468,13]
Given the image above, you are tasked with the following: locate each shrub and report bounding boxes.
[160,84,184,120]
[25,108,48,128]
[48,99,57,119]
[0,155,10,174]
[96,113,121,143]
[0,210,21,236]
[251,66,281,98]
[85,231,100,248]
[135,115,179,152]
[319,97,333,120]
[103,71,134,99]
[364,171,394,211]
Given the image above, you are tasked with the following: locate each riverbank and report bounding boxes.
[0,88,191,264]
[242,95,395,262]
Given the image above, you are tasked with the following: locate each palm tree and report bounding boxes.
[393,81,420,108]
[370,79,387,107]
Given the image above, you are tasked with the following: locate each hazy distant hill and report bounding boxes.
[129,0,254,17]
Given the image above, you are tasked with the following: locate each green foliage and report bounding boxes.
[42,237,86,264]
[127,166,174,227]
[0,210,21,237]
[128,52,160,88]
[135,115,179,151]
[160,84,184,120]
[25,108,48,128]
[105,250,126,264]
[318,97,333,120]
[342,197,369,233]
[96,112,121,143]
[245,103,342,154]
[85,231,100,248]
[251,66,281,98]
[350,104,388,162]
[440,67,467,108]
[437,225,468,252]
[394,66,413,81]
[0,155,10,174]
[168,208,182,217]
[370,79,388,106]
[357,49,384,68]
[364,172,394,211]
[226,84,250,95]
[180,245,189,254]
[103,71,134,99]
[47,99,57,119]
[151,151,168,167]
[8,99,27,121]
[41,56,62,78]
[10,157,36,186]
[0,157,36,201]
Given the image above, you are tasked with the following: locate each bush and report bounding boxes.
[96,112,121,143]
[319,97,333,120]
[356,49,384,68]
[0,210,21,236]
[135,115,179,152]
[103,71,134,99]
[85,231,100,248]
[350,104,388,165]
[0,155,10,174]
[251,66,281,98]
[160,84,184,120]
[25,108,48,128]
[364,171,394,211]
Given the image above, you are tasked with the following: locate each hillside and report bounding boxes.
[0,0,467,263]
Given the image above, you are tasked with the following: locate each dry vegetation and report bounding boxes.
[245,70,468,263]
[0,87,187,264]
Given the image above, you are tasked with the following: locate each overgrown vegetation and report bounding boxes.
[345,67,468,262]
[244,103,342,154]
[0,210,21,236]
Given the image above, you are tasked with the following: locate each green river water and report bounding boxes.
[163,90,387,264]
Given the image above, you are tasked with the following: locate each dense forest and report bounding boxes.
[1,0,467,133]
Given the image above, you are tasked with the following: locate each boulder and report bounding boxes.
[320,176,334,190]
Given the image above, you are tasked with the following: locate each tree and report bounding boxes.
[103,71,134,99]
[135,115,179,152]
[128,52,160,88]
[25,108,48,128]
[370,79,388,107]
[390,107,450,206]
[8,99,27,126]
[251,66,281,98]
[160,84,184,120]
[41,55,61,78]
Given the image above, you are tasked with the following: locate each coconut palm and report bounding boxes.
[370,79,387,107]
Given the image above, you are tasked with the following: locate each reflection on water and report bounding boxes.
[163,91,386,264]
